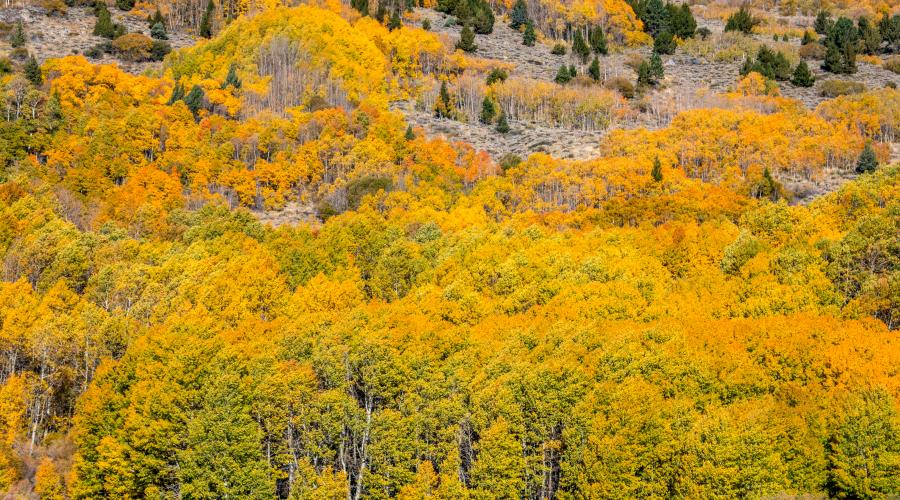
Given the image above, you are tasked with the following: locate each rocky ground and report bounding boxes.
[0,5,193,73]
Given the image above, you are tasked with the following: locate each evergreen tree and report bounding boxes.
[168,82,185,105]
[637,59,653,86]
[151,22,168,40]
[24,55,42,86]
[351,0,369,16]
[199,0,215,38]
[651,156,663,182]
[814,10,833,34]
[791,60,814,87]
[422,19,430,30]
[116,0,135,11]
[822,17,857,74]
[10,21,25,49]
[148,8,165,28]
[404,125,415,140]
[184,85,205,116]
[855,143,878,173]
[588,56,601,81]
[434,80,453,118]
[653,30,675,54]
[388,9,402,30]
[649,52,664,81]
[222,63,241,89]
[858,17,881,55]
[667,3,696,39]
[522,21,536,46]
[495,112,509,133]
[642,0,669,36]
[573,30,590,64]
[568,64,577,78]
[456,24,477,52]
[554,64,571,84]
[479,96,496,124]
[822,41,844,73]
[725,6,758,34]
[509,0,528,30]
[94,5,116,39]
[589,25,608,55]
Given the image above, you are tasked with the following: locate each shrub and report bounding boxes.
[817,79,865,98]
[551,43,566,55]
[791,60,814,87]
[653,31,676,55]
[150,40,171,61]
[498,153,521,171]
[486,68,508,85]
[798,42,825,60]
[725,7,759,34]
[421,19,431,30]
[605,76,635,98]
[115,0,134,10]
[884,56,900,74]
[112,33,153,61]
[347,176,392,209]
[0,57,12,75]
[9,21,25,48]
[150,21,167,40]
[522,21,535,46]
[456,24,477,52]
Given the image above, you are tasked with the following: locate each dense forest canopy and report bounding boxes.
[0,0,899,498]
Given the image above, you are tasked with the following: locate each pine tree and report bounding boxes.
[649,52,664,81]
[24,55,42,86]
[725,6,757,34]
[814,10,832,34]
[456,24,477,52]
[388,9,402,30]
[791,60,814,87]
[434,80,453,118]
[573,30,590,64]
[669,4,696,39]
[522,21,535,46]
[148,8,165,28]
[637,59,653,87]
[568,64,577,78]
[554,64,571,84]
[588,56,601,81]
[509,0,528,30]
[151,22,168,40]
[651,156,663,182]
[222,63,241,89]
[351,0,369,16]
[10,21,25,48]
[495,112,509,133]
[199,0,215,38]
[855,143,878,173]
[168,82,185,105]
[858,17,881,55]
[404,125,415,140]
[653,31,675,54]
[589,25,607,55]
[642,0,669,36]
[184,85,205,116]
[94,5,116,39]
[479,96,496,124]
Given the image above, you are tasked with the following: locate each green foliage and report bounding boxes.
[822,17,857,74]
[438,0,494,34]
[667,2,696,38]
[637,59,652,87]
[9,21,25,48]
[649,53,664,81]
[801,30,816,45]
[721,230,763,275]
[588,56,601,81]
[222,63,241,89]
[791,60,814,87]
[725,6,759,34]
[856,143,878,174]
[486,68,508,85]
[495,112,510,132]
[640,0,669,36]
[651,156,662,182]
[589,25,607,54]
[351,0,369,16]
[653,30,675,54]
[93,5,116,39]
[509,0,528,30]
[554,64,572,84]
[456,24,477,52]
[388,9,402,31]
[551,43,566,55]
[479,96,496,124]
[421,18,430,30]
[573,29,590,64]
[24,55,42,86]
[740,45,792,81]
[814,10,833,35]
[522,20,536,46]
[200,0,215,38]
[434,80,453,118]
[115,0,134,11]
[150,21,168,40]
[858,17,881,55]
[183,85,205,116]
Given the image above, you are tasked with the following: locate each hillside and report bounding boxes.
[0,0,899,498]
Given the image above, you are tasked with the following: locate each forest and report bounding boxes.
[0,0,899,497]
